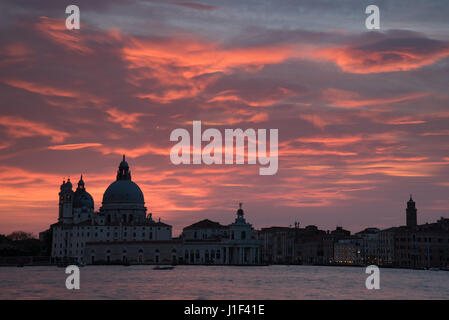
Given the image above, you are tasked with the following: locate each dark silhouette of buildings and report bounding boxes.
[260,197,449,269]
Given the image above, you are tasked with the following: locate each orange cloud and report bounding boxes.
[316,43,449,74]
[105,108,149,129]
[0,43,33,66]
[208,87,296,108]
[0,116,69,143]
[123,37,297,102]
[295,135,363,147]
[48,143,103,150]
[2,79,80,98]
[323,88,429,108]
[35,17,94,55]
[99,144,169,158]
[421,130,449,136]
[299,113,349,129]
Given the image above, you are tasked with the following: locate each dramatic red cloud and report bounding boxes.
[0,116,69,143]
[1,79,80,98]
[48,143,103,150]
[105,108,149,129]
[1,5,449,236]
[98,144,170,158]
[295,136,363,147]
[323,88,429,108]
[122,37,297,103]
[316,41,449,74]
[208,87,297,108]
[35,17,94,55]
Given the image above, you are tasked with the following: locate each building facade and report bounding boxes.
[51,157,261,265]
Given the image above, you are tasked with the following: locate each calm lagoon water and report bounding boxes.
[0,265,448,299]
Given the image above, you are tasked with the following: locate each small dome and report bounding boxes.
[73,175,93,209]
[73,190,94,209]
[102,180,144,204]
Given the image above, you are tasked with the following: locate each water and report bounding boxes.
[0,265,448,299]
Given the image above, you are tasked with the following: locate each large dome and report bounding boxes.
[101,155,145,205]
[102,180,144,204]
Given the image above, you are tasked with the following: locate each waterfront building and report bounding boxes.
[50,156,261,265]
[259,224,339,265]
[378,197,449,269]
[323,226,351,264]
[376,227,396,266]
[354,228,380,265]
[333,238,363,265]
[394,218,449,269]
[181,204,261,264]
[259,226,298,264]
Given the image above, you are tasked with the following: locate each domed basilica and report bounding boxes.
[51,156,261,265]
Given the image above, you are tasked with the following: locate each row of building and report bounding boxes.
[46,156,449,269]
[259,197,449,269]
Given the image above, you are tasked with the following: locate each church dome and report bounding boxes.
[102,155,145,205]
[102,180,144,204]
[73,175,94,209]
[73,190,94,208]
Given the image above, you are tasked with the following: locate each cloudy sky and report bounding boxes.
[0,0,449,236]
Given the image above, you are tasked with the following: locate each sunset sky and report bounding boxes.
[0,0,449,236]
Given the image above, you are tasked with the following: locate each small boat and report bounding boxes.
[429,267,440,271]
[153,266,174,270]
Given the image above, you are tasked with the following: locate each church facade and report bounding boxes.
[51,156,261,265]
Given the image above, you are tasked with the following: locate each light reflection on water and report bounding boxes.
[0,265,448,299]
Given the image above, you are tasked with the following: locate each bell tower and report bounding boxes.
[406,195,417,228]
[59,178,74,224]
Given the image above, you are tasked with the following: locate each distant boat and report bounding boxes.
[153,266,174,270]
[429,267,440,271]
